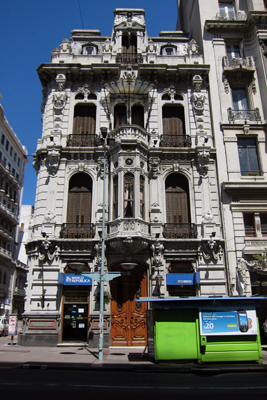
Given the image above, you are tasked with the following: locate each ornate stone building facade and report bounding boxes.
[21,8,228,346]
[0,102,28,316]
[177,0,267,340]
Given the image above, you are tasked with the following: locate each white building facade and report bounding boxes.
[177,0,267,340]
[0,102,28,317]
[21,8,229,346]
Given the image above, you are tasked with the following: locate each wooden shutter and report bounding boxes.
[163,106,184,136]
[165,174,189,224]
[73,105,96,135]
[132,105,144,128]
[67,173,92,224]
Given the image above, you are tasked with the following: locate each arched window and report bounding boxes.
[165,174,191,238]
[67,173,92,225]
[161,105,185,147]
[132,104,144,128]
[124,173,134,218]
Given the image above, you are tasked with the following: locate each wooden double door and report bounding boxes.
[111,264,147,346]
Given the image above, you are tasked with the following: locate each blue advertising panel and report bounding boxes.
[166,273,200,285]
[199,309,258,336]
[58,273,92,286]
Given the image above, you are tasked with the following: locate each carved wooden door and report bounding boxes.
[111,265,147,346]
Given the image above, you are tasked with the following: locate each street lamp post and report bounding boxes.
[98,126,108,361]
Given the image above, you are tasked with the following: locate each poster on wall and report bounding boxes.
[199,309,258,336]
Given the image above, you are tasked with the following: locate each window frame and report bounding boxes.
[237,137,260,176]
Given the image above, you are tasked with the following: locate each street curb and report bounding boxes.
[0,361,267,374]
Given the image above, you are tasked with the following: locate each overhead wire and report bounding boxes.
[78,0,85,30]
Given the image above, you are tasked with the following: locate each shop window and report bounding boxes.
[238,137,260,176]
[73,104,96,135]
[124,173,134,218]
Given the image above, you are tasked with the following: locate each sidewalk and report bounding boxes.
[1,333,267,373]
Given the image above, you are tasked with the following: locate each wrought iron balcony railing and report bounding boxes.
[60,223,95,239]
[163,223,197,239]
[228,108,261,123]
[13,288,26,297]
[160,135,191,148]
[116,53,143,64]
[67,134,95,147]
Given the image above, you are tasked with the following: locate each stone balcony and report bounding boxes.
[223,56,255,71]
[116,53,143,64]
[108,218,150,239]
[110,125,150,147]
[228,108,261,123]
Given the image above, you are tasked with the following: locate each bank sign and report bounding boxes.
[58,273,92,286]
[199,309,258,336]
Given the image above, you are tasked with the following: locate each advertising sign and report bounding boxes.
[8,315,17,336]
[199,309,258,336]
[166,273,195,285]
[58,273,92,286]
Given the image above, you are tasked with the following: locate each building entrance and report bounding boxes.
[110,264,147,346]
[61,288,89,342]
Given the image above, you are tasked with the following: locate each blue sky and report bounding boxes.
[1,1,178,205]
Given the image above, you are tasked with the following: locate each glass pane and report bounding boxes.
[247,146,260,173]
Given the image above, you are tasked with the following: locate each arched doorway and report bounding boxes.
[110,264,147,346]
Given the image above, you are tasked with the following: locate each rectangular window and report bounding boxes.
[14,152,17,162]
[17,157,21,167]
[260,214,267,236]
[238,138,260,176]
[232,89,248,111]
[1,134,5,146]
[243,214,255,237]
[219,2,235,19]
[10,146,13,157]
[226,44,240,59]
[5,140,9,152]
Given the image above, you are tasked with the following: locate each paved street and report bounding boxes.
[1,368,267,400]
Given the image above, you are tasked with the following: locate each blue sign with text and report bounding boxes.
[58,273,92,286]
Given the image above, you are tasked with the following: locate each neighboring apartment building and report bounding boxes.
[0,102,28,317]
[20,8,228,346]
[177,0,267,338]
